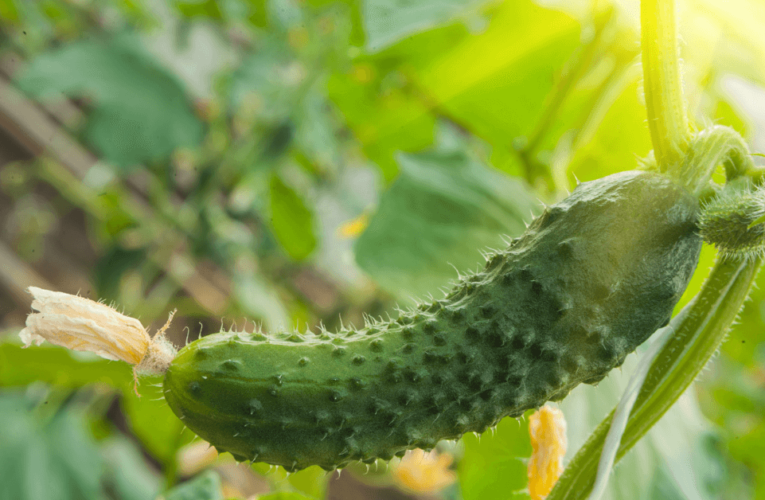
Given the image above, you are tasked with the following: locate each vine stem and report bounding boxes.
[641,0,692,169]
[547,256,762,500]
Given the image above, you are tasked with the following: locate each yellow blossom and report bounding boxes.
[528,405,567,500]
[177,441,220,476]
[392,449,456,494]
[20,287,177,388]
[337,213,369,238]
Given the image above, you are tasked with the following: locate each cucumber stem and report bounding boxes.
[641,0,692,169]
[672,125,755,196]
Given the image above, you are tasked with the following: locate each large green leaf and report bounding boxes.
[162,470,222,500]
[102,438,162,500]
[0,391,104,500]
[0,343,188,466]
[16,37,204,169]
[355,128,538,298]
[256,492,315,500]
[414,0,580,173]
[232,272,291,332]
[362,0,488,52]
[229,40,296,124]
[566,79,652,182]
[327,70,436,181]
[285,466,329,499]
[458,412,532,500]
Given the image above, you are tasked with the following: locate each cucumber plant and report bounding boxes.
[17,0,765,496]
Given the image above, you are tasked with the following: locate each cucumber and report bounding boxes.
[163,170,702,472]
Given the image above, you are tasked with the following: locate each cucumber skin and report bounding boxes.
[163,170,702,472]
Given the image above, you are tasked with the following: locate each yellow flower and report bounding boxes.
[337,213,369,238]
[392,449,456,494]
[177,441,220,476]
[528,405,567,500]
[20,287,176,389]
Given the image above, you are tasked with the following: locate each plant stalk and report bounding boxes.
[641,0,692,169]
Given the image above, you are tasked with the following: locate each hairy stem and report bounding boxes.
[548,256,762,500]
[641,0,692,169]
[671,125,755,196]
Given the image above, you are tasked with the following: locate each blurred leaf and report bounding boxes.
[294,82,341,172]
[162,470,222,500]
[102,438,162,500]
[327,70,436,181]
[692,0,765,87]
[233,273,290,331]
[122,388,189,465]
[0,0,20,22]
[175,0,224,20]
[269,174,317,261]
[0,343,132,388]
[93,246,147,302]
[355,128,538,298]
[229,40,296,123]
[0,344,188,466]
[0,391,103,500]
[268,0,303,29]
[257,492,315,500]
[362,0,487,52]
[285,466,328,499]
[567,79,651,182]
[16,37,204,169]
[414,0,580,169]
[458,413,532,500]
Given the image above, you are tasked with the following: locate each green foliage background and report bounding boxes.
[1,0,765,498]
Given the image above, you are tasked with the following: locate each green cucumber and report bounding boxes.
[163,170,702,472]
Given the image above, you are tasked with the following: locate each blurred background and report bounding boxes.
[1,0,765,499]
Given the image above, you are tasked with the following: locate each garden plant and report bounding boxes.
[2,0,765,499]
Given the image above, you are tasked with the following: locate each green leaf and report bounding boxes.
[567,79,652,183]
[327,71,436,181]
[93,246,147,302]
[355,130,538,298]
[458,413,532,500]
[294,82,342,172]
[0,0,19,23]
[249,461,327,498]
[16,37,204,169]
[232,272,291,334]
[229,41,296,123]
[285,466,328,499]
[0,343,188,466]
[0,392,104,500]
[102,438,162,500]
[362,0,487,52]
[162,470,222,500]
[122,387,190,465]
[414,0,580,170]
[0,343,133,388]
[269,174,317,261]
[256,492,315,500]
[174,0,224,20]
